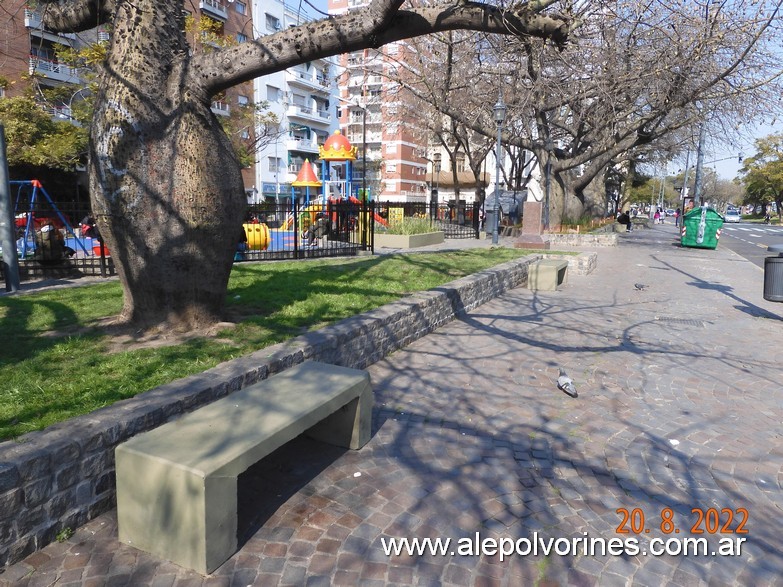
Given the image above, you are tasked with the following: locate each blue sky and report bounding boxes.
[712,121,783,180]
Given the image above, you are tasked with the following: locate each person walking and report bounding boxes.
[674,207,681,227]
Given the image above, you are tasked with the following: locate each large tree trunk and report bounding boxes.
[88,2,245,329]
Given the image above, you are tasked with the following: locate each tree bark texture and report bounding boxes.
[89,1,245,328]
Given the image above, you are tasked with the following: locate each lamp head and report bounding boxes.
[493,98,507,124]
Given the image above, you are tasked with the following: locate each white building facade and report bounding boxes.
[250,0,340,205]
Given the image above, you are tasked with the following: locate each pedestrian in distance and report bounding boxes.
[617,210,632,232]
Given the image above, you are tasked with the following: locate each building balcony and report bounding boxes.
[211,101,231,116]
[28,57,82,84]
[287,137,320,153]
[286,70,330,93]
[287,104,331,123]
[24,8,76,39]
[199,0,228,21]
[26,9,77,42]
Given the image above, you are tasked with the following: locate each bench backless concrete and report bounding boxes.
[527,259,569,291]
[115,361,373,574]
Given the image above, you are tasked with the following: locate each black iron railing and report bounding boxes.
[2,197,479,283]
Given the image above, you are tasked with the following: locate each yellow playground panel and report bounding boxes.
[243,223,271,250]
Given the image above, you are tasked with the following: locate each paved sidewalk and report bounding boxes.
[3,225,782,586]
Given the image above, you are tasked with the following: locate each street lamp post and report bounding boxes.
[544,139,553,230]
[361,104,367,201]
[491,93,506,245]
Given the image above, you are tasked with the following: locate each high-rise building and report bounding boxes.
[250,0,339,206]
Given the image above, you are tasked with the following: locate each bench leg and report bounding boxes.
[116,448,237,575]
[306,384,373,449]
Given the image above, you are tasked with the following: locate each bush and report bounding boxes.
[381,216,437,235]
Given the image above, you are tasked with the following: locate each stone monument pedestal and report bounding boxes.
[514,201,550,250]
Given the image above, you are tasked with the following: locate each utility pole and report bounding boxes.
[692,123,707,206]
[0,124,21,293]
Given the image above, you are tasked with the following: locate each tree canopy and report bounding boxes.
[0,95,89,170]
[372,0,783,222]
[738,133,783,216]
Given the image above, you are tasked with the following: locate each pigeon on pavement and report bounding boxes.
[634,283,648,291]
[557,368,578,398]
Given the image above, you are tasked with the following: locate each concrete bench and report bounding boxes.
[115,361,373,574]
[528,259,568,291]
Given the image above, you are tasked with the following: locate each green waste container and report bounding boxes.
[680,206,724,249]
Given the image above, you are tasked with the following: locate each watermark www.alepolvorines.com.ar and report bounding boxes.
[380,532,747,562]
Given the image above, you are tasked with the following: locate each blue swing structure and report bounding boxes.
[10,179,90,258]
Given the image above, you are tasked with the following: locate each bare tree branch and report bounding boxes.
[194,1,569,95]
[38,0,116,31]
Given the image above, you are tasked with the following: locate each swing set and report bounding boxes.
[10,179,90,258]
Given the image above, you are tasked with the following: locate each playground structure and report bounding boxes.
[9,180,92,261]
[242,131,386,253]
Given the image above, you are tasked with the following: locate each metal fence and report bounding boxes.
[376,200,481,240]
[1,193,116,282]
[2,195,479,283]
[239,200,370,261]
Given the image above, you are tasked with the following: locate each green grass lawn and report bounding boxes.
[0,249,537,441]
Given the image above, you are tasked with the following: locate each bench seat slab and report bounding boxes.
[116,361,373,574]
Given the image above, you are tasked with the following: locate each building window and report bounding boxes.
[265,14,281,31]
[235,1,247,14]
[236,32,247,43]
[387,163,397,173]
[269,157,281,172]
[266,85,280,102]
[238,95,249,106]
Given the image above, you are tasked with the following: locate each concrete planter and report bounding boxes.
[374,231,445,249]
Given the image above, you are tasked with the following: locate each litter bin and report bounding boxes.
[763,244,783,302]
[680,206,724,249]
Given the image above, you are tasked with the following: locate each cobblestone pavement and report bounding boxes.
[3,226,782,586]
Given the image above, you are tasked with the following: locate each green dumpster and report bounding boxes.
[680,206,724,249]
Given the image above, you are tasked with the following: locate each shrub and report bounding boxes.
[382,216,437,235]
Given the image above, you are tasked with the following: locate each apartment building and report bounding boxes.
[0,1,103,103]
[250,0,340,205]
[0,0,257,196]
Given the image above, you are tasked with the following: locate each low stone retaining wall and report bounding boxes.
[545,251,598,275]
[374,231,445,249]
[545,233,618,247]
[0,253,561,570]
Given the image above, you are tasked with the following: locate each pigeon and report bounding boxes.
[634,283,648,291]
[557,368,578,398]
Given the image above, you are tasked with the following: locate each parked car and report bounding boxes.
[665,208,675,217]
[724,209,741,223]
